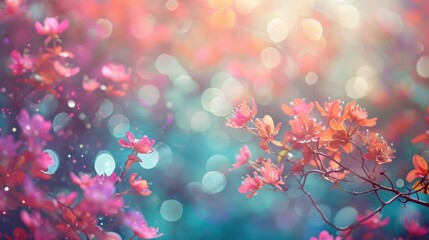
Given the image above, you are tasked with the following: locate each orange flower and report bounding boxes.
[315,99,342,121]
[406,155,428,183]
[288,116,322,144]
[254,115,282,152]
[344,101,377,127]
[362,132,395,164]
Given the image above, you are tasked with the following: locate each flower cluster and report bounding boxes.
[227,99,429,239]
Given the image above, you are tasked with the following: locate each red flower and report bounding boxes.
[34,17,69,36]
[118,132,155,154]
[229,145,251,171]
[404,218,429,236]
[356,211,390,229]
[238,171,264,198]
[226,99,257,128]
[281,98,314,116]
[129,173,152,196]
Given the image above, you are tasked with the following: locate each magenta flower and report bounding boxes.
[356,211,389,229]
[226,98,257,128]
[34,17,69,36]
[70,172,96,189]
[129,173,152,196]
[310,230,341,240]
[238,171,264,198]
[36,151,54,172]
[404,218,429,236]
[20,210,43,229]
[82,77,100,92]
[229,145,251,171]
[101,63,131,82]
[118,132,155,154]
[17,110,52,141]
[123,211,163,239]
[0,135,21,159]
[9,50,33,75]
[258,160,285,190]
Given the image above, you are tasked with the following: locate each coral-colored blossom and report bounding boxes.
[129,173,152,196]
[310,230,341,240]
[123,211,163,239]
[258,160,285,190]
[315,99,343,121]
[101,63,131,82]
[344,101,377,127]
[356,212,390,229]
[226,99,257,128]
[9,50,33,75]
[406,155,428,183]
[229,145,251,171]
[281,98,314,116]
[362,132,395,164]
[404,218,429,236]
[34,17,69,36]
[118,132,155,154]
[238,171,264,198]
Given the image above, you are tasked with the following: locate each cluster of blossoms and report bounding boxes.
[2,16,162,239]
[9,17,131,98]
[0,110,161,239]
[227,98,429,239]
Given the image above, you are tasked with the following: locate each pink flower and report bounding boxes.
[356,211,389,229]
[238,171,264,198]
[129,173,152,196]
[404,218,429,236]
[21,210,43,229]
[36,151,54,172]
[82,77,100,92]
[123,211,163,239]
[56,192,78,206]
[226,98,257,128]
[118,132,155,154]
[101,63,131,82]
[0,135,21,159]
[54,60,80,77]
[229,145,251,171]
[281,98,314,116]
[17,110,52,141]
[310,230,341,240]
[9,50,33,75]
[70,172,96,189]
[34,17,69,36]
[258,160,285,190]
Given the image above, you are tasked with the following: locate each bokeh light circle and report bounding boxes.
[160,199,183,222]
[202,171,226,194]
[94,151,116,176]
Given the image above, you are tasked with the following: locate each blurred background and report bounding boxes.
[1,0,429,239]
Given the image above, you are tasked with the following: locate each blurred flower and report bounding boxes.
[129,173,151,196]
[118,132,155,154]
[356,211,390,229]
[17,110,52,142]
[406,154,428,183]
[310,230,341,240]
[101,63,130,82]
[226,99,257,128]
[9,50,33,75]
[281,98,314,116]
[34,17,69,36]
[54,60,80,77]
[238,171,264,198]
[362,132,395,164]
[82,77,100,92]
[123,211,163,239]
[229,145,251,171]
[0,135,21,159]
[404,218,429,236]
